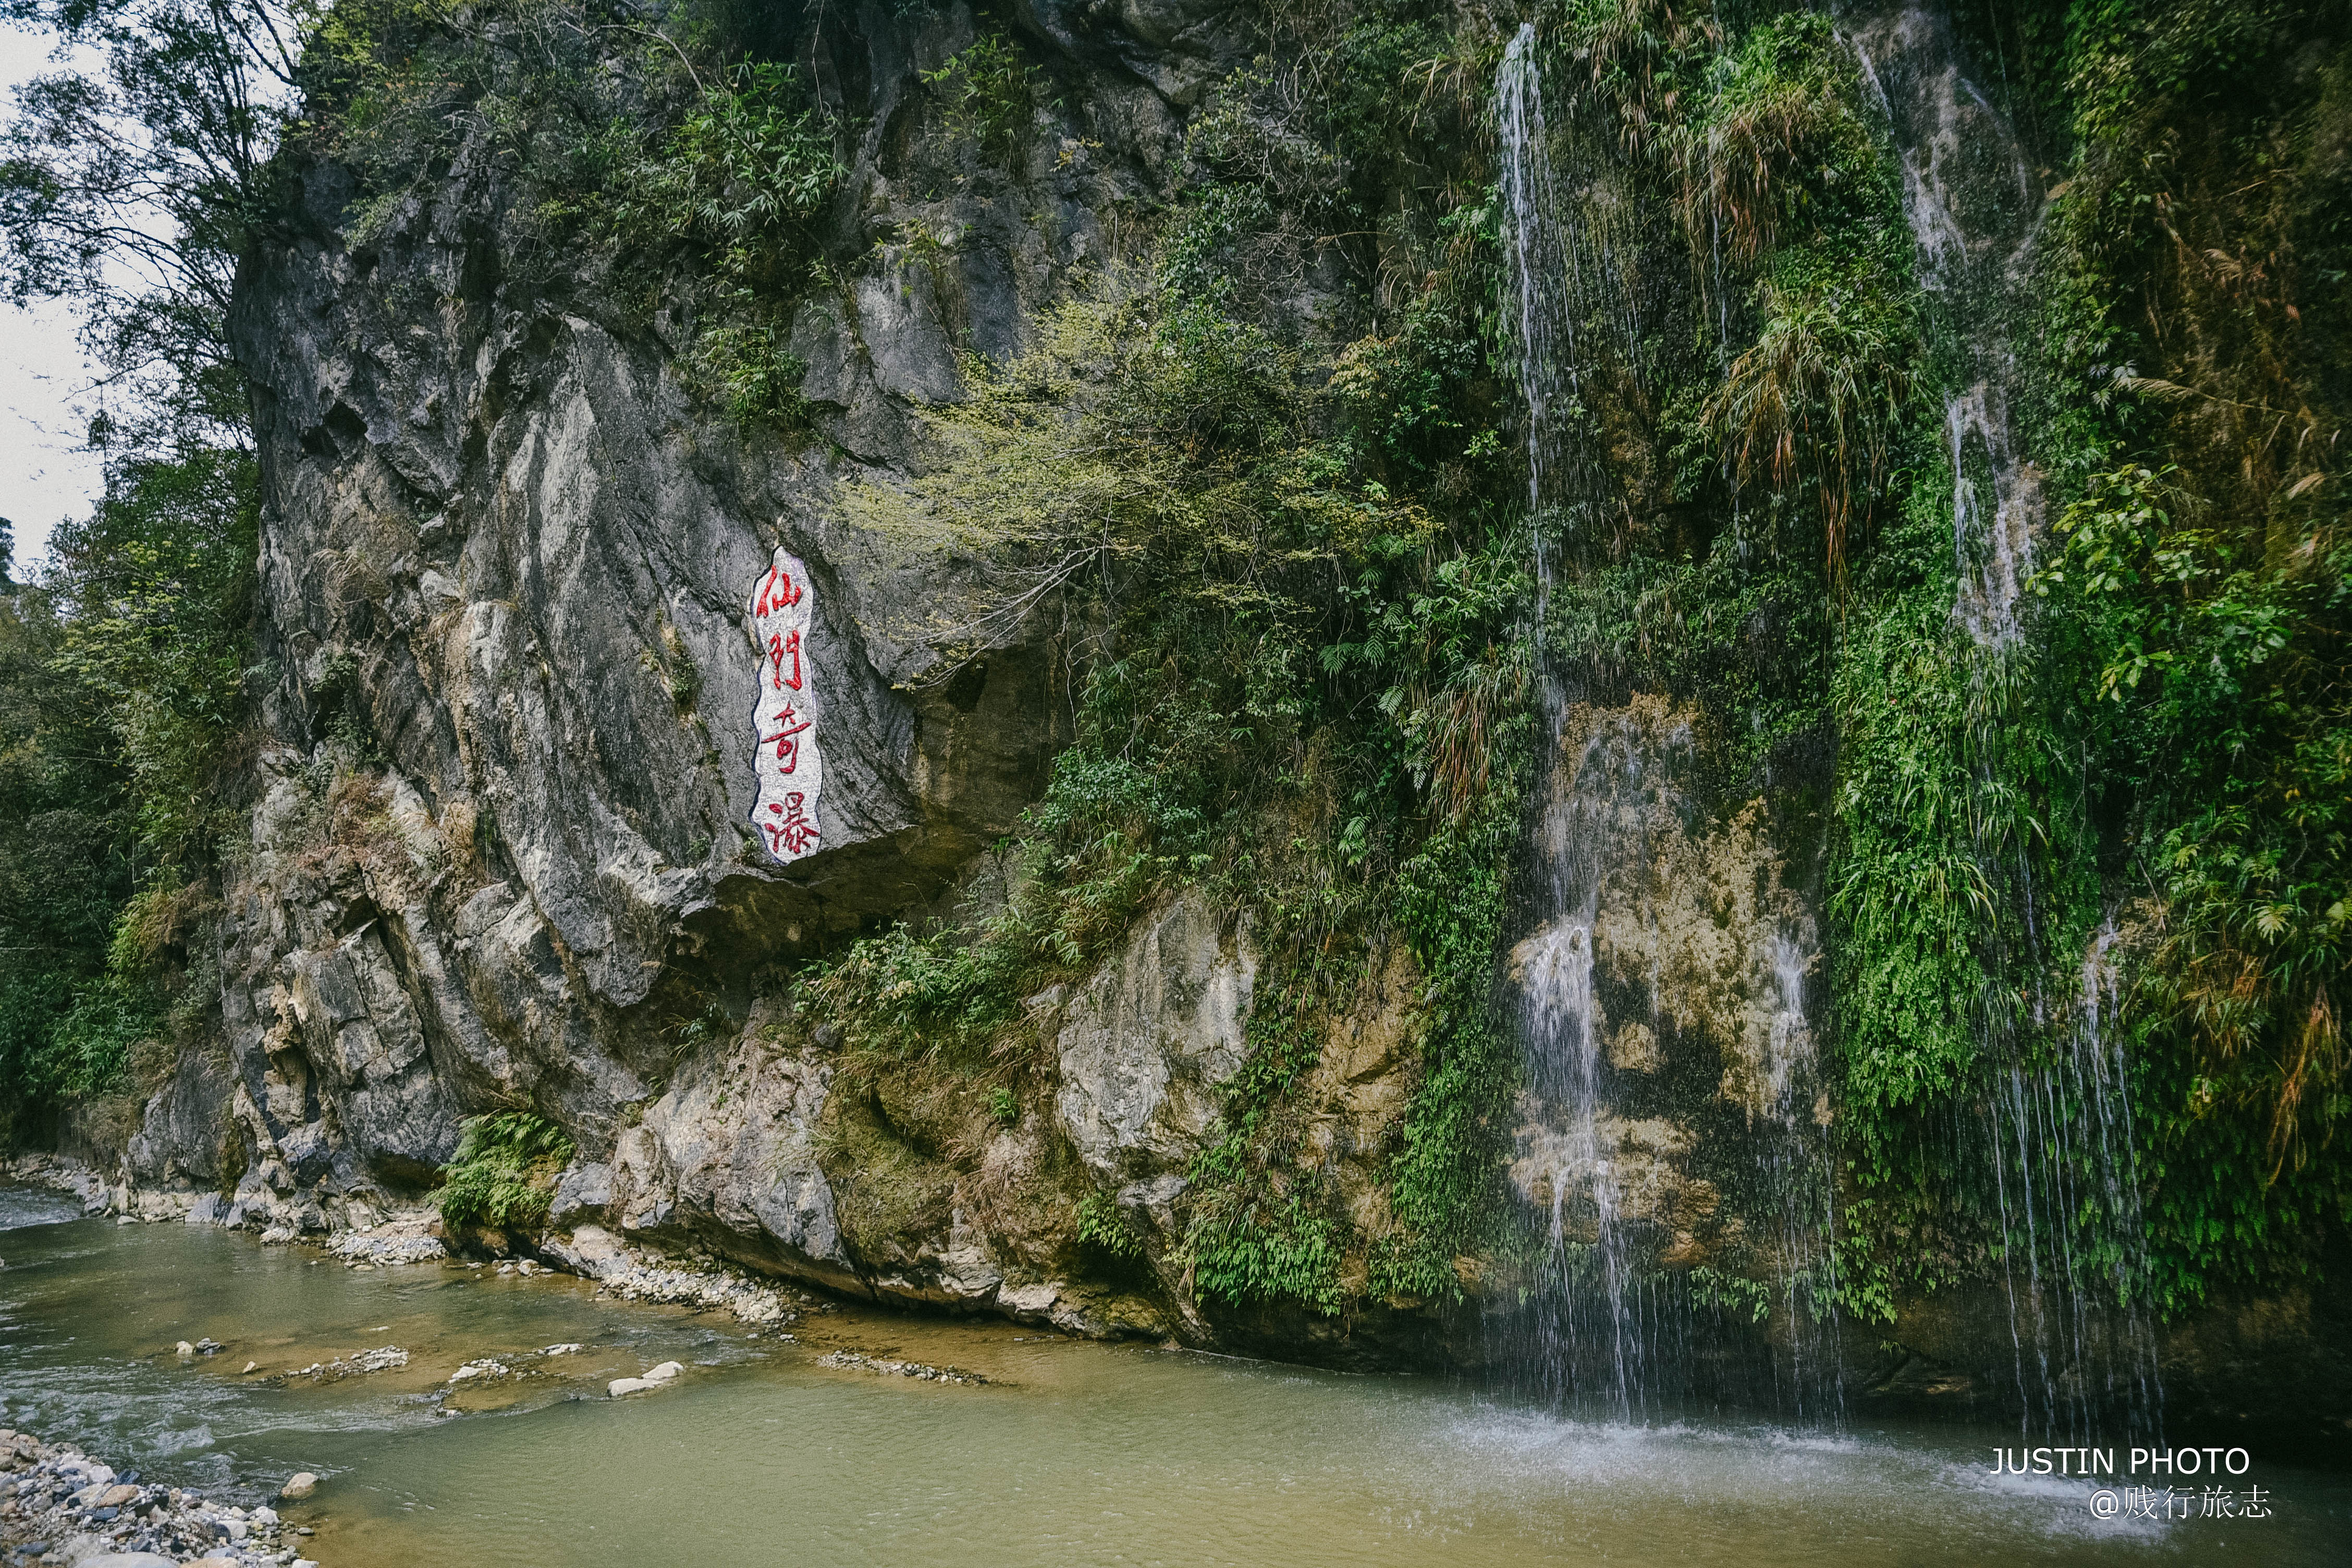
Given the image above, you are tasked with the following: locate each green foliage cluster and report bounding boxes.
[920,32,1044,171]
[1529,3,1911,769]
[1075,1189,1146,1260]
[304,0,845,427]
[1517,0,2329,1328]
[0,0,284,439]
[803,0,1535,1318]
[0,449,257,1140]
[435,1110,577,1230]
[1647,0,2352,1316]
[2017,0,2352,1303]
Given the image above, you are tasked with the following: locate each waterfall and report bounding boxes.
[1496,21,1642,557]
[1503,701,1842,1422]
[1498,23,1571,535]
[1984,927,2167,1444]
[1497,18,1651,1422]
[1851,2,2163,1443]
[1847,4,2044,646]
[1509,708,1677,1420]
[1494,26,1841,1427]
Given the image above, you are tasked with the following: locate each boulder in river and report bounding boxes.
[278,1472,317,1500]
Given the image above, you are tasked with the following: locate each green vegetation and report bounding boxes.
[921,32,1045,170]
[800,3,1533,1316]
[1525,0,2350,1321]
[0,450,258,1137]
[2023,0,2352,1304]
[0,0,2341,1349]
[303,0,850,428]
[436,1111,578,1230]
[1076,1190,1147,1260]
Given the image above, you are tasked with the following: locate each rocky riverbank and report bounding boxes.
[1,1155,806,1334]
[0,1430,317,1567]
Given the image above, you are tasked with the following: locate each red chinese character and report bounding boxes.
[755,565,803,616]
[767,629,803,691]
[763,792,818,855]
[762,706,812,771]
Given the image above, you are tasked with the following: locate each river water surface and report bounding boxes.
[1,1187,2341,1566]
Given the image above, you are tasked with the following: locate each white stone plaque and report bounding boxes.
[748,546,824,864]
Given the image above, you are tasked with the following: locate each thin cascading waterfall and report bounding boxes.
[1512,718,1663,1420]
[1846,4,2044,646]
[1496,20,1642,563]
[1505,708,1843,1423]
[1758,930,1844,1427]
[1983,928,2166,1444]
[1498,22,1571,541]
[1497,21,1653,1422]
[1494,24,1842,1427]
[1849,1,2160,1442]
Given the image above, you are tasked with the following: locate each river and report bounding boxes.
[1,1188,2341,1565]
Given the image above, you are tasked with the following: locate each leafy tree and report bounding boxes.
[0,0,294,438]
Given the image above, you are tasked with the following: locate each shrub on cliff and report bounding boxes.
[436,1111,576,1232]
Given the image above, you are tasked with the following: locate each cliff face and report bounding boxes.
[100,0,1453,1354]
[60,0,2349,1448]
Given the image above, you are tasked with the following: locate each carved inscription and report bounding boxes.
[748,546,825,864]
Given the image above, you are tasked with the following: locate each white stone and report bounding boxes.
[641,1361,683,1383]
[745,546,826,865]
[278,1473,317,1500]
[998,1281,1060,1318]
[606,1376,655,1397]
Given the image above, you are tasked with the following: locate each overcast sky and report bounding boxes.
[0,24,107,575]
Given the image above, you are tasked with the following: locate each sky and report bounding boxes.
[0,24,107,576]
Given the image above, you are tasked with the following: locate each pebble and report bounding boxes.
[590,1260,792,1325]
[815,1350,987,1386]
[276,1346,407,1385]
[0,1427,300,1566]
[449,1358,513,1384]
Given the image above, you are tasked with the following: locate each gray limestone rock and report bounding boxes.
[1054,891,1256,1185]
[81,0,1438,1366]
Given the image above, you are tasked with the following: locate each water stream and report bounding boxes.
[3,1196,2342,1565]
[1494,22,1839,1428]
[1846,2,2166,1446]
[1845,2,2047,646]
